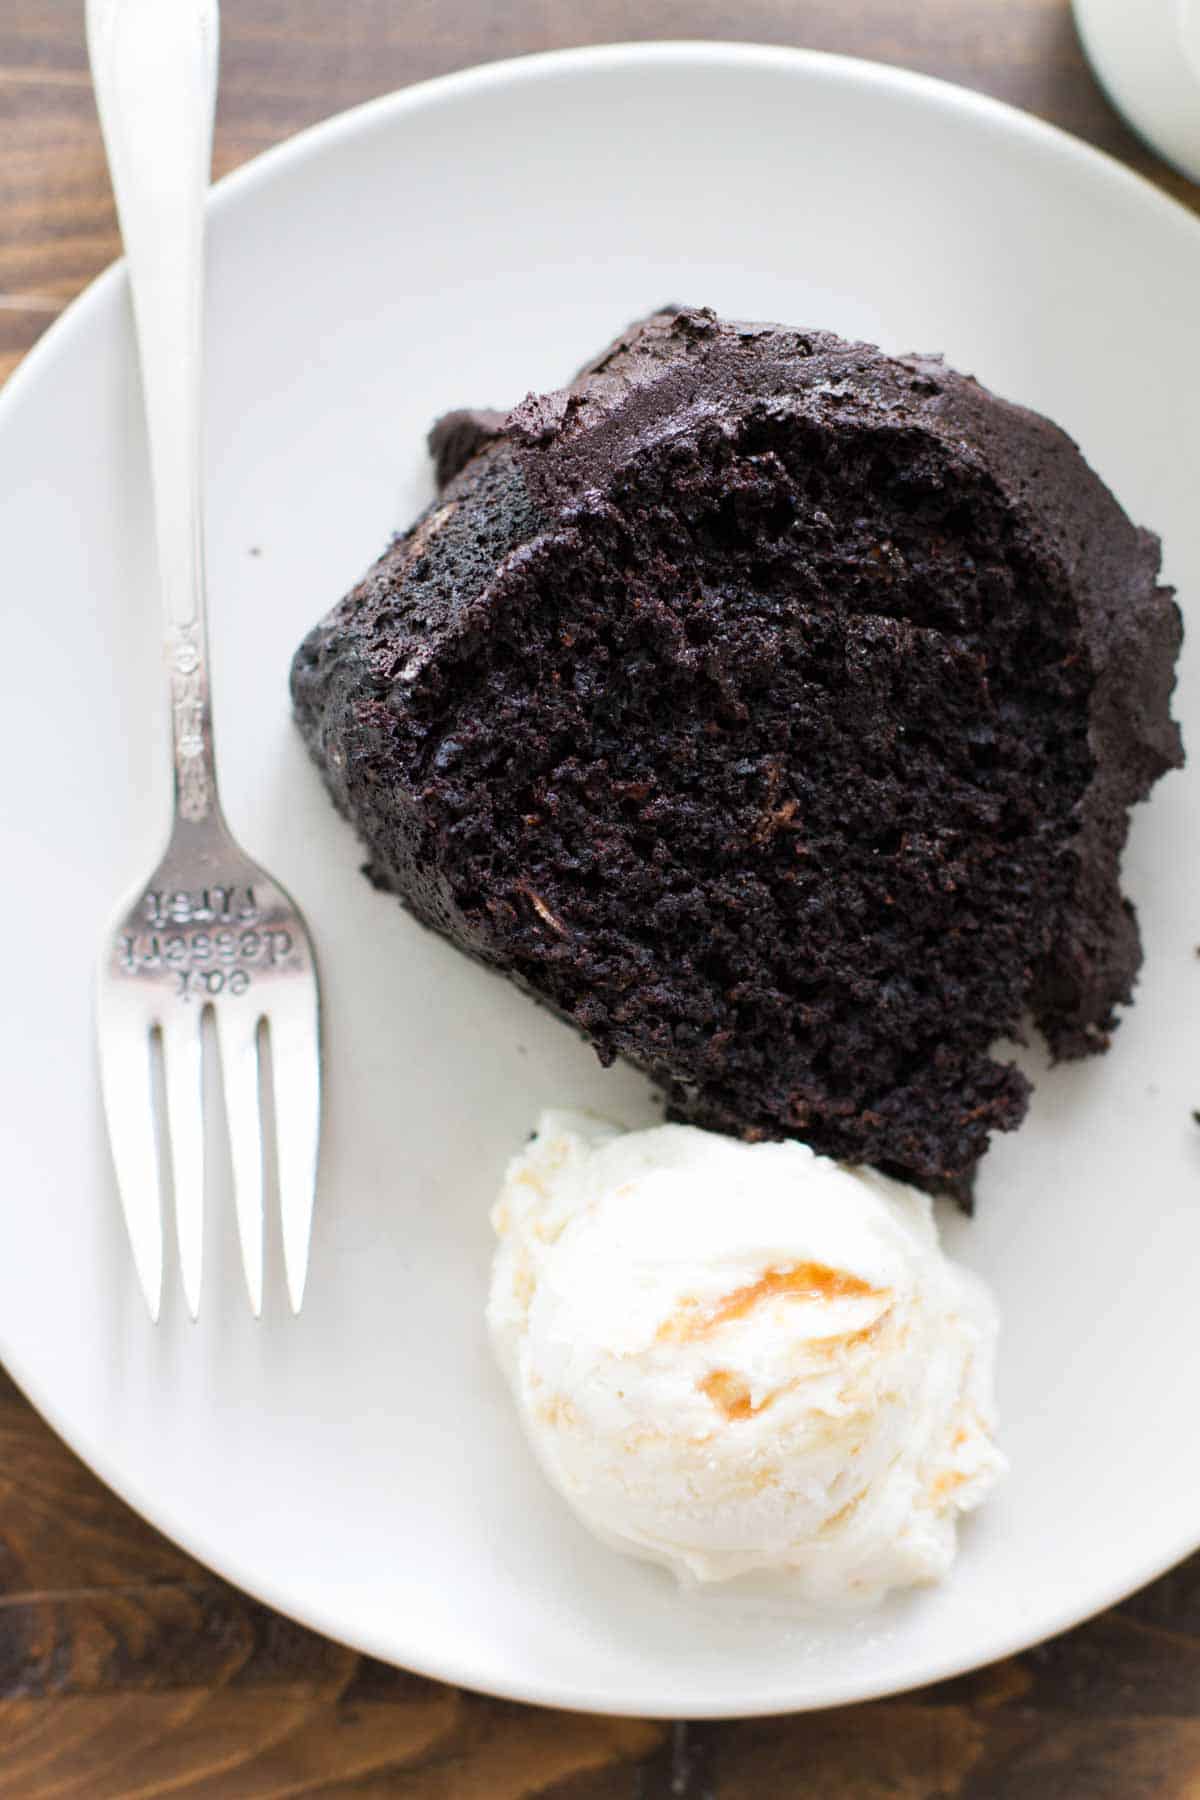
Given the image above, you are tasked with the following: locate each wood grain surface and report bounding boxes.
[3,3,1199,1794]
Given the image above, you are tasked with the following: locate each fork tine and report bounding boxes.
[98,1024,164,1322]
[215,1008,265,1317]
[268,997,321,1315]
[161,1007,205,1320]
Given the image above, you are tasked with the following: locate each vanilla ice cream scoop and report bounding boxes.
[487,1111,1005,1607]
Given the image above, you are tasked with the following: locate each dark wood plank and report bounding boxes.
[0,1371,202,1594]
[0,1687,661,1799]
[9,1353,1200,1793]
[0,1369,665,1794]
[0,302,64,383]
[3,3,1200,1794]
[2,0,1198,385]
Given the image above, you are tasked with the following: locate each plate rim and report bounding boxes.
[3,37,1200,1719]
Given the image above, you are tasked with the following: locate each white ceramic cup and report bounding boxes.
[1074,0,1200,182]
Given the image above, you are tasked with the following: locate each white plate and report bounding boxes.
[2,43,1199,1719]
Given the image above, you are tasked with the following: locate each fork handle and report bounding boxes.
[87,0,221,825]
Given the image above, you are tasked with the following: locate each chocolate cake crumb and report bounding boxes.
[291,308,1183,1199]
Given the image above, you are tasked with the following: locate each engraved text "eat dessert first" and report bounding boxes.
[120,887,294,999]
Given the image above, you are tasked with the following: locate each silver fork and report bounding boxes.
[89,0,321,1321]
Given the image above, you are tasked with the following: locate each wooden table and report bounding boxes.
[3,3,1199,1793]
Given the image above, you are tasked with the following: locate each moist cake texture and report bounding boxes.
[291,308,1183,1197]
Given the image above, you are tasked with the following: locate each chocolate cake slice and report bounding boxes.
[291,308,1183,1197]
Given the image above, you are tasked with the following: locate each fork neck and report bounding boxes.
[167,605,222,827]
